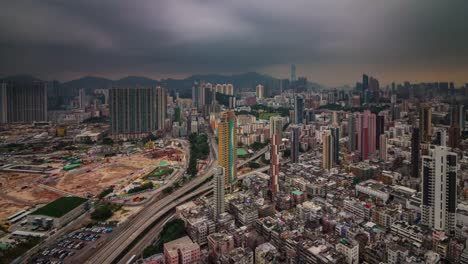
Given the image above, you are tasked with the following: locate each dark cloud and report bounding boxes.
[1,0,467,85]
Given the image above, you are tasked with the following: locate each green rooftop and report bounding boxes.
[237,148,247,157]
[292,190,303,196]
[32,196,87,218]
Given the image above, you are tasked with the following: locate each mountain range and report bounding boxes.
[1,72,324,98]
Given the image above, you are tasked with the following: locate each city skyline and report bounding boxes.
[1,1,468,86]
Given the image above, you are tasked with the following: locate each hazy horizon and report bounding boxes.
[2,0,468,86]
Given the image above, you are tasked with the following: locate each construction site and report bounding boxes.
[0,138,187,223]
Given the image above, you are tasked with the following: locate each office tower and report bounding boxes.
[291,64,296,82]
[294,96,304,124]
[110,86,166,137]
[330,127,340,165]
[270,134,280,196]
[0,80,47,123]
[419,103,432,143]
[379,134,387,161]
[213,166,225,221]
[347,115,356,152]
[270,116,283,138]
[448,125,460,149]
[291,125,300,163]
[421,146,457,234]
[376,114,385,149]
[256,85,264,99]
[322,131,334,171]
[357,110,376,160]
[411,127,421,178]
[218,110,237,185]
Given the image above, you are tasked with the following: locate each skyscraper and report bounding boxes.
[294,96,304,124]
[411,127,421,178]
[218,110,237,185]
[256,84,264,99]
[347,115,356,152]
[110,86,166,138]
[376,114,385,149]
[362,74,369,104]
[357,110,376,160]
[270,116,283,139]
[270,134,280,196]
[213,166,225,221]
[291,125,300,163]
[0,80,47,123]
[379,134,387,161]
[291,64,296,82]
[330,127,340,165]
[448,125,460,149]
[155,86,167,131]
[322,131,334,171]
[421,145,457,234]
[419,103,432,143]
[192,81,199,108]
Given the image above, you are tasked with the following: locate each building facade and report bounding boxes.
[421,145,457,234]
[218,110,237,184]
[0,81,47,123]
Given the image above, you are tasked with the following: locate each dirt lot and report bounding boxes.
[0,172,62,220]
[54,153,159,196]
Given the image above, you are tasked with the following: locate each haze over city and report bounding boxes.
[2,1,468,264]
[1,0,468,85]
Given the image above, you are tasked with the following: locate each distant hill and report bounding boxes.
[1,72,324,98]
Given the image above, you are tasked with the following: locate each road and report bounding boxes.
[85,174,214,264]
[86,134,218,264]
[236,145,270,168]
[117,214,175,264]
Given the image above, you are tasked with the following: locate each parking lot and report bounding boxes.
[30,226,113,264]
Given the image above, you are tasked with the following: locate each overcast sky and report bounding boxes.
[1,0,467,86]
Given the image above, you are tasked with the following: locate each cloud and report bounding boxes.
[0,0,467,85]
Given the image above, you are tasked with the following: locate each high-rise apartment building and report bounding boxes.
[0,81,47,123]
[256,84,264,99]
[330,127,340,165]
[213,167,225,221]
[448,125,460,149]
[411,127,421,178]
[376,114,385,149]
[294,96,304,124]
[347,115,356,152]
[379,134,387,161]
[109,86,166,138]
[291,125,300,163]
[357,110,376,160]
[322,131,334,171]
[419,103,432,143]
[155,87,167,130]
[291,64,296,82]
[218,110,237,185]
[270,116,283,138]
[270,134,280,196]
[421,145,457,234]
